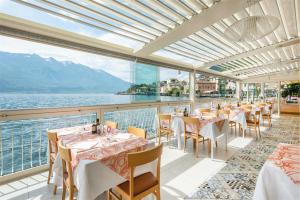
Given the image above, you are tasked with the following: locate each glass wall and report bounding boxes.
[0,35,190,110]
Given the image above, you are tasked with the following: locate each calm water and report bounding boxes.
[0,93,189,110]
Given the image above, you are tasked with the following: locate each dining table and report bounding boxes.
[51,124,156,200]
[253,143,300,200]
[171,113,229,159]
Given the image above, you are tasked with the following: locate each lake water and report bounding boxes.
[0,93,189,110]
[0,93,190,176]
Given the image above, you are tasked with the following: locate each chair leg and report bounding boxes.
[107,189,112,200]
[183,137,187,152]
[208,139,211,154]
[155,187,161,200]
[62,182,66,200]
[47,161,52,184]
[234,124,236,135]
[53,185,57,195]
[254,127,258,140]
[158,133,161,144]
[195,139,199,158]
[69,188,74,200]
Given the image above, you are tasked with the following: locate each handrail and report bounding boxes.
[0,100,192,121]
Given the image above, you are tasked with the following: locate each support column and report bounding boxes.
[246,83,250,102]
[277,81,281,115]
[189,70,196,112]
[261,82,265,101]
[236,81,242,101]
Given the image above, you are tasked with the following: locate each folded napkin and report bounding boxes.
[66,140,98,151]
[112,133,134,140]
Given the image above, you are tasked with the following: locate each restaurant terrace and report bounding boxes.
[0,0,299,200]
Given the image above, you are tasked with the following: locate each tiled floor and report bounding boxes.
[0,114,298,200]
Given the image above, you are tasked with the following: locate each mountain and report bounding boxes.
[0,51,131,93]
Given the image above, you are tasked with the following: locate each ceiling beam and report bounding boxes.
[228,57,300,75]
[0,13,239,80]
[134,0,252,57]
[200,37,300,68]
[242,70,300,83]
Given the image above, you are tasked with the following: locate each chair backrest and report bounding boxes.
[158,114,171,129]
[128,126,146,139]
[127,144,163,197]
[253,110,260,124]
[224,105,232,109]
[199,108,211,114]
[242,105,252,110]
[268,105,272,115]
[58,141,74,189]
[219,109,230,119]
[105,121,118,129]
[183,117,200,136]
[48,131,58,156]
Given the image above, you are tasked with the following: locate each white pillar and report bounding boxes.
[277,81,281,115]
[246,83,250,102]
[236,81,242,101]
[189,70,196,112]
[261,82,265,101]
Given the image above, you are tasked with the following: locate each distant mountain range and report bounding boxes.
[0,51,131,93]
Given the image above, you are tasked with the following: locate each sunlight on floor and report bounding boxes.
[228,137,253,149]
[163,158,226,196]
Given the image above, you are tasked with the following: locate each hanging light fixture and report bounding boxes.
[224,0,280,42]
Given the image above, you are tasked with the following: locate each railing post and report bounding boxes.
[277,81,281,116]
[189,70,196,113]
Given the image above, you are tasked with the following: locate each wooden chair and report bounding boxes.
[108,144,163,200]
[128,126,146,139]
[47,131,58,194]
[262,105,272,128]
[157,114,172,144]
[246,110,261,139]
[220,110,236,134]
[58,141,77,200]
[183,117,207,158]
[105,121,118,129]
[224,105,232,110]
[199,108,211,114]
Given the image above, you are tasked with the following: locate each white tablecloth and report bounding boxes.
[253,160,300,200]
[253,144,300,200]
[171,116,229,159]
[229,110,247,130]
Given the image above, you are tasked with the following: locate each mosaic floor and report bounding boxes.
[185,115,300,200]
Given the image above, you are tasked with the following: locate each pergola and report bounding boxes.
[0,0,299,82]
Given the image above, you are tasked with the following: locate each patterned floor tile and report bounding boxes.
[185,115,300,200]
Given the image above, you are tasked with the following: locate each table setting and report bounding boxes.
[51,124,155,200]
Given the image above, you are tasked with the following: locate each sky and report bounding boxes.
[0,0,189,82]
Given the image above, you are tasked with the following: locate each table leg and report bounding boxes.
[177,131,182,150]
[211,139,214,159]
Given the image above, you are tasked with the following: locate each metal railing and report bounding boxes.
[0,100,192,182]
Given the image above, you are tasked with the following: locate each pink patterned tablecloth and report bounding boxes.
[53,125,148,179]
[268,143,300,185]
[52,125,153,200]
[253,143,300,200]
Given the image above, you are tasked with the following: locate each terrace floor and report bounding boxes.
[0,114,299,200]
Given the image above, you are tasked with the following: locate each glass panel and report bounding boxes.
[159,104,191,114]
[130,62,160,102]
[0,113,96,176]
[104,108,156,138]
